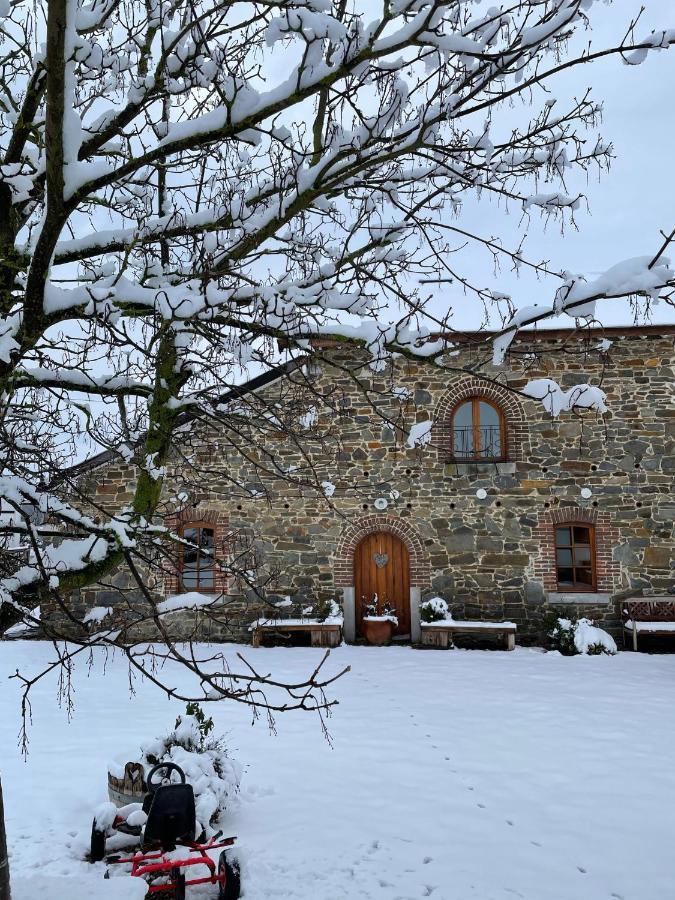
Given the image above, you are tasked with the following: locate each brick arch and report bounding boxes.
[433,376,527,461]
[334,515,429,587]
[164,507,230,595]
[533,505,620,594]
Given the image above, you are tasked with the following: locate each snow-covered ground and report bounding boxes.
[2,641,675,900]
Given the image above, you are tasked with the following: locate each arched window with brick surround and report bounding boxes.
[435,377,526,463]
[164,509,229,596]
[450,396,506,461]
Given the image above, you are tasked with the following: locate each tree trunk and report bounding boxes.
[0,775,10,900]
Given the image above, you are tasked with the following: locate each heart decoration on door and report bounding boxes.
[373,553,389,568]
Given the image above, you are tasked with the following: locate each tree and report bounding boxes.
[0,1,674,702]
[0,775,9,900]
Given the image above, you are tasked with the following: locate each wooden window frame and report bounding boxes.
[554,522,597,592]
[179,521,218,593]
[449,396,507,462]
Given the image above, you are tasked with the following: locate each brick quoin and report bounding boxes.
[433,376,527,461]
[534,506,620,594]
[334,515,429,587]
[164,507,230,595]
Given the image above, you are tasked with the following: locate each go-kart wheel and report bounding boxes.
[146,762,186,794]
[170,868,186,900]
[90,820,106,862]
[217,850,241,900]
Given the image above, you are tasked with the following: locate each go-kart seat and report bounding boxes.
[142,783,197,851]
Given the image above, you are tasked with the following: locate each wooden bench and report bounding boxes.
[622,598,675,651]
[421,619,517,650]
[250,618,343,649]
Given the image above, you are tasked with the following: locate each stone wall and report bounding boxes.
[47,327,675,645]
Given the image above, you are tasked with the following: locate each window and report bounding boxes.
[451,398,505,461]
[555,524,596,591]
[180,523,216,591]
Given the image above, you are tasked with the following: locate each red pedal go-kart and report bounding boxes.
[90,762,240,898]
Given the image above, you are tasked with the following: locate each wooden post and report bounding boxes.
[0,775,11,900]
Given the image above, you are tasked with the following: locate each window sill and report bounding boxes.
[445,461,516,476]
[546,592,611,605]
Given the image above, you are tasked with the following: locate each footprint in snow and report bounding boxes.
[423,857,432,865]
[477,803,486,809]
[423,886,436,896]
[506,819,514,826]
[577,866,587,874]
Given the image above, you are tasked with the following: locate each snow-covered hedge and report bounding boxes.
[419,597,450,623]
[547,616,617,656]
[107,705,241,838]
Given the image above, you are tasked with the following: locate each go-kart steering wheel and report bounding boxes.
[146,762,186,794]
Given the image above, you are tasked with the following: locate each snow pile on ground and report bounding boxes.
[570,618,618,655]
[3,642,675,899]
[11,875,146,900]
[551,616,617,655]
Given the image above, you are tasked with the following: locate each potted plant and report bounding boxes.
[361,594,398,645]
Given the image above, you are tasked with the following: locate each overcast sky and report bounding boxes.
[436,0,675,329]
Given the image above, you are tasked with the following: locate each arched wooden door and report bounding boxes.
[354,532,410,637]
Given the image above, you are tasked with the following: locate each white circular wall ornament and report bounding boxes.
[390,490,400,500]
[374,497,389,510]
[581,487,593,499]
[476,488,488,500]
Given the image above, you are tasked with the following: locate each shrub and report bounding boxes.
[546,612,616,656]
[420,596,450,623]
[309,597,341,622]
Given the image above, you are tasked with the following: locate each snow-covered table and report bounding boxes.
[421,619,517,650]
[623,598,675,651]
[249,617,343,648]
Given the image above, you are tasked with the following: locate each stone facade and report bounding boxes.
[51,326,675,646]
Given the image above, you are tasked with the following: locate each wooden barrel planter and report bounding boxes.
[107,761,147,807]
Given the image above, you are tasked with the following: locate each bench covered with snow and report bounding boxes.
[622,598,675,651]
[249,617,343,648]
[421,619,517,650]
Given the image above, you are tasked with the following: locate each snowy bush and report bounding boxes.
[546,615,617,656]
[109,704,241,838]
[420,597,450,623]
[304,597,342,622]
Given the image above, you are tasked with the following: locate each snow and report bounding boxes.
[249,616,343,629]
[83,606,112,625]
[557,617,618,655]
[421,619,517,630]
[3,641,675,899]
[12,876,147,900]
[405,419,433,448]
[156,592,219,615]
[625,620,675,633]
[522,379,608,417]
[321,480,336,498]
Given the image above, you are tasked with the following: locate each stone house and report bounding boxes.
[54,324,675,645]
